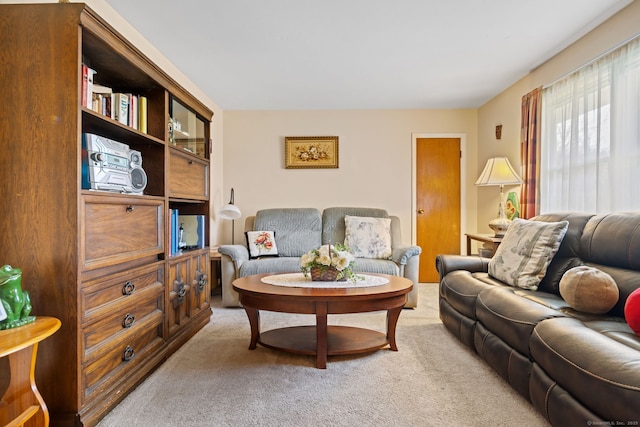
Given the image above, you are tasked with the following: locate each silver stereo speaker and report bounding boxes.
[129,149,147,194]
[82,133,147,194]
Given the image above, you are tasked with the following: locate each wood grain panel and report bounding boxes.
[80,194,164,270]
[168,149,209,200]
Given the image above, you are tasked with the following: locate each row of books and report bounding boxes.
[81,64,148,133]
[169,210,206,256]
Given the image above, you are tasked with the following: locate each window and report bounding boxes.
[540,36,640,213]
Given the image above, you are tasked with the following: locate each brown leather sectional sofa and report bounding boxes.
[436,212,640,426]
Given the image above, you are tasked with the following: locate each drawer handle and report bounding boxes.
[175,280,186,305]
[196,271,207,293]
[122,313,135,328]
[188,160,194,165]
[122,281,135,295]
[122,346,135,362]
[126,205,135,213]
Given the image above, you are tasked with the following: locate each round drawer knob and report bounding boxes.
[122,281,135,295]
[122,313,135,328]
[122,346,135,362]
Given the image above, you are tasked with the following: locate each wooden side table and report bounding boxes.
[0,316,61,427]
[465,233,503,257]
[210,248,222,296]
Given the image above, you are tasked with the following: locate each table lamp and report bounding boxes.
[475,157,523,237]
[218,188,242,244]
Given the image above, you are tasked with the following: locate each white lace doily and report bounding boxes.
[261,273,389,288]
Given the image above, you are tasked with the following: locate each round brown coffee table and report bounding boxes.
[232,273,413,369]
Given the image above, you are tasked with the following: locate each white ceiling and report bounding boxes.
[105,0,633,110]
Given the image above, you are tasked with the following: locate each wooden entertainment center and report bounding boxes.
[0,4,213,426]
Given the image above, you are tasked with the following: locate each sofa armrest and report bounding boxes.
[218,245,249,264]
[392,245,422,265]
[435,254,489,283]
[218,245,249,307]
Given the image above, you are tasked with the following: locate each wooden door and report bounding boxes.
[416,138,461,282]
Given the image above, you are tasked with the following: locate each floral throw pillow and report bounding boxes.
[344,215,392,259]
[488,218,569,290]
[245,231,279,259]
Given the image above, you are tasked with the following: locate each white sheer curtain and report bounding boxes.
[540,36,640,214]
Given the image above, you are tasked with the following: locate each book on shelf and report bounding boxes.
[81,64,148,132]
[109,93,147,132]
[114,93,129,126]
[138,96,148,134]
[91,84,112,117]
[170,209,179,256]
[81,64,96,108]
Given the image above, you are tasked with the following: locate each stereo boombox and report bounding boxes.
[82,133,147,194]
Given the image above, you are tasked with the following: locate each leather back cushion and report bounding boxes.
[580,212,640,317]
[580,212,640,270]
[531,212,594,294]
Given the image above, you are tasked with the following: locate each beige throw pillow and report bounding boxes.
[488,218,569,290]
[344,215,392,259]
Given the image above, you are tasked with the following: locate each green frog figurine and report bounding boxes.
[0,264,35,329]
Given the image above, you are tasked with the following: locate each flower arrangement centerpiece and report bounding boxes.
[300,242,360,282]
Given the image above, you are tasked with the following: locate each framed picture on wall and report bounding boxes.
[285,136,339,169]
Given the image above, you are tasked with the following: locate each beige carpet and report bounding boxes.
[97,283,549,426]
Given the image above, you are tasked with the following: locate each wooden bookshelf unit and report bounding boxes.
[0,4,213,426]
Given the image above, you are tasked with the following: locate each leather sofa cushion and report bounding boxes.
[476,287,566,357]
[531,317,640,422]
[515,289,573,311]
[440,271,503,320]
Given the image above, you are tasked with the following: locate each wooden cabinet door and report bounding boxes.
[81,194,164,271]
[189,251,210,316]
[168,150,209,200]
[167,257,191,335]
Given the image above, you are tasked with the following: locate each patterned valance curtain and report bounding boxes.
[520,87,542,219]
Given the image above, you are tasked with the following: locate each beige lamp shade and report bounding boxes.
[475,157,523,187]
[476,157,522,237]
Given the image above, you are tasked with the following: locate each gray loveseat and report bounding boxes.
[219,207,421,307]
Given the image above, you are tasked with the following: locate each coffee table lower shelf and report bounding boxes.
[259,325,389,356]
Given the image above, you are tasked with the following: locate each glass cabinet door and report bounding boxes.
[169,97,208,159]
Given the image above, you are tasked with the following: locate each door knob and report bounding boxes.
[417,208,424,214]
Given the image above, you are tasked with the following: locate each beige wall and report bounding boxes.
[476,0,640,232]
[222,109,477,245]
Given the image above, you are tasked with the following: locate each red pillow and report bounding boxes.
[625,288,640,336]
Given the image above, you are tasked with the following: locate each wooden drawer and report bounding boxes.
[81,262,164,319]
[82,315,164,403]
[82,286,163,355]
[168,149,209,200]
[81,194,164,271]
